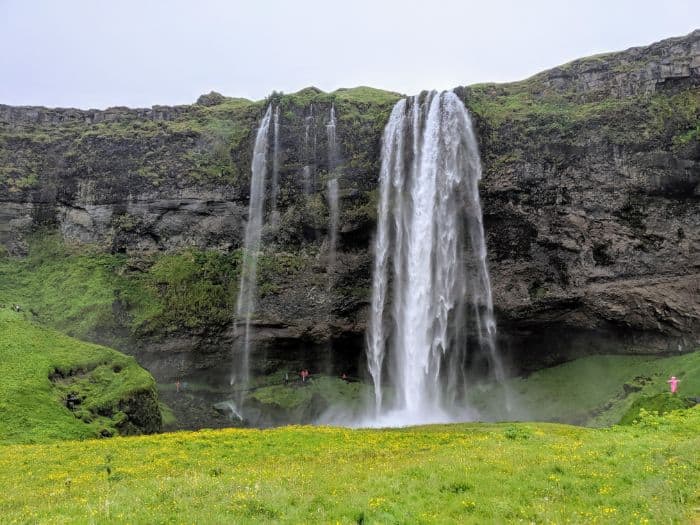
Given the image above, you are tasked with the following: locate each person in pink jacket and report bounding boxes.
[667,376,680,394]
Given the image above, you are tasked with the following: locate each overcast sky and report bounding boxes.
[1,0,698,109]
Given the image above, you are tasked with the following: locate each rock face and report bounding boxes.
[464,30,700,365]
[0,33,698,380]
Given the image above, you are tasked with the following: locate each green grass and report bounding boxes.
[0,233,245,337]
[0,308,160,444]
[0,408,697,523]
[619,393,695,425]
[0,233,338,338]
[0,233,137,339]
[249,376,367,410]
[470,351,700,426]
[331,86,404,105]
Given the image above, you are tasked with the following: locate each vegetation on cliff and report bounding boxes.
[465,82,700,177]
[0,308,161,444]
[0,233,319,339]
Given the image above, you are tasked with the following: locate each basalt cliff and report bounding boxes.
[1,31,698,390]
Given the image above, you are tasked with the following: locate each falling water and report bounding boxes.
[302,105,314,194]
[270,105,281,226]
[326,178,339,275]
[365,91,506,426]
[326,104,340,277]
[231,105,272,389]
[213,400,244,421]
[326,104,338,170]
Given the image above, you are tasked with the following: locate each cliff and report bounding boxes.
[0,32,698,382]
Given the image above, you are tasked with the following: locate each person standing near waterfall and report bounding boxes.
[667,376,680,394]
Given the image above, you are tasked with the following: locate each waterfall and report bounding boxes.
[302,104,314,195]
[326,103,338,170]
[365,91,505,426]
[231,105,272,389]
[326,104,340,278]
[326,178,339,276]
[270,105,281,226]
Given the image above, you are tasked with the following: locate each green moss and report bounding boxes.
[0,233,323,337]
[135,248,241,332]
[619,392,695,425]
[249,376,366,410]
[465,80,700,154]
[331,86,403,105]
[0,233,137,339]
[672,124,700,148]
[0,233,245,337]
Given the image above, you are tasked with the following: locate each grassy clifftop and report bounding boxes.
[0,308,161,444]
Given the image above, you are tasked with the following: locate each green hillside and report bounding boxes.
[471,351,700,426]
[0,308,161,444]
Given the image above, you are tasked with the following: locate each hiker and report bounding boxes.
[176,379,181,393]
[667,376,680,394]
[284,372,289,385]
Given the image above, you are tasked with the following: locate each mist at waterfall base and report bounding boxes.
[227,94,509,428]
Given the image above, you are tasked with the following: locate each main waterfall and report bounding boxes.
[365,91,505,426]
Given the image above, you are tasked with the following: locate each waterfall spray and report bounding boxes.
[365,91,506,426]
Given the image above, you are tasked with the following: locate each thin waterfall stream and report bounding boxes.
[270,105,281,227]
[231,105,273,394]
[302,104,314,195]
[326,104,340,279]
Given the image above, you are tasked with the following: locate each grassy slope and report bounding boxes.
[0,308,159,444]
[0,234,133,339]
[0,233,242,339]
[470,351,700,426]
[0,408,697,524]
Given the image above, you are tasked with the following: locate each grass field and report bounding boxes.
[0,308,160,444]
[0,407,698,524]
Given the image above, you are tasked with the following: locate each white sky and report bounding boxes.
[1,0,698,109]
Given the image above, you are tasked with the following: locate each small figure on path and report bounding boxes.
[667,376,680,394]
[175,379,181,393]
